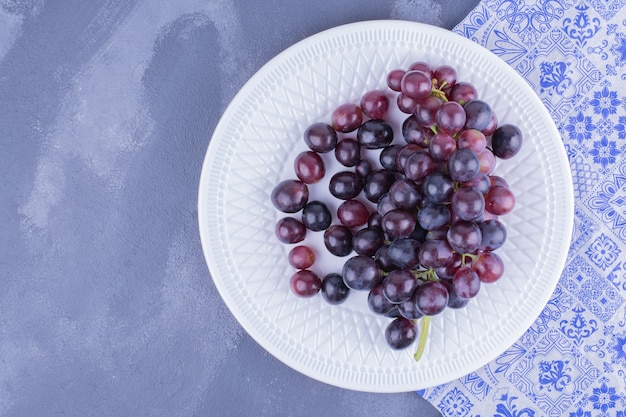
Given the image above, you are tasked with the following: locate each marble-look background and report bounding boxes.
[0,1,478,415]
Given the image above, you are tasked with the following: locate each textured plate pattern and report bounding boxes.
[198,20,574,392]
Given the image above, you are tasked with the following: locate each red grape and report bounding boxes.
[290,270,322,297]
[337,199,370,228]
[331,103,363,133]
[432,64,457,88]
[400,70,431,99]
[485,185,515,215]
[360,89,389,119]
[288,245,315,269]
[436,101,466,134]
[386,69,405,92]
[294,151,325,184]
[457,129,487,154]
[415,281,449,316]
[452,266,481,299]
[275,217,306,244]
[472,252,504,283]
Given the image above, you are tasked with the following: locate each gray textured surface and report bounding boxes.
[0,1,479,415]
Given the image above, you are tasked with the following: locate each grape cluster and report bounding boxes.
[271,60,523,358]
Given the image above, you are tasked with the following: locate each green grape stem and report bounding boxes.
[429,80,448,103]
[461,253,477,266]
[412,268,438,282]
[413,316,432,362]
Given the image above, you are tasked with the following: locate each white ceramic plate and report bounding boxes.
[198,20,574,392]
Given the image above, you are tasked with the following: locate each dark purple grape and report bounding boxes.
[275,217,306,244]
[303,122,337,153]
[451,186,485,222]
[447,220,481,254]
[400,70,432,99]
[418,239,454,268]
[479,219,507,251]
[404,151,435,181]
[385,317,418,350]
[422,171,454,203]
[290,270,321,297]
[357,119,394,149]
[360,90,389,119]
[353,227,385,257]
[389,179,422,209]
[334,138,361,167]
[321,273,350,305]
[417,202,451,231]
[376,193,396,216]
[386,69,405,92]
[453,266,481,299]
[415,94,444,128]
[337,199,369,228]
[355,159,373,177]
[409,222,428,243]
[463,99,493,131]
[449,82,478,105]
[383,269,419,303]
[374,244,396,272]
[271,179,309,213]
[425,229,447,241]
[302,201,332,231]
[492,124,523,159]
[368,282,398,316]
[382,209,417,240]
[387,238,421,269]
[482,110,498,136]
[402,115,429,146]
[434,253,463,280]
[323,225,353,256]
[331,103,363,133]
[329,171,363,200]
[398,293,424,320]
[428,133,457,162]
[436,101,466,134]
[379,145,403,171]
[394,144,423,173]
[440,279,470,309]
[342,255,382,290]
[363,169,397,203]
[448,148,480,183]
[462,172,491,194]
[294,151,325,184]
[415,281,449,316]
[368,212,383,229]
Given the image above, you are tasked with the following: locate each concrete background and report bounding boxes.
[0,1,479,415]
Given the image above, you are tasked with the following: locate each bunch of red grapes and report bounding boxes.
[271,60,523,355]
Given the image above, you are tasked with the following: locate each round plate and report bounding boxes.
[198,20,574,392]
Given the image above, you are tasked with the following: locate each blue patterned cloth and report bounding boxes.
[418,1,626,416]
